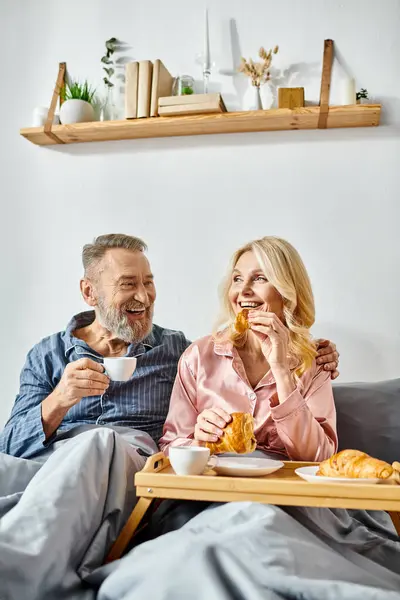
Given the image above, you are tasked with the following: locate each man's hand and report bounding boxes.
[54,358,110,409]
[41,358,110,439]
[315,339,339,380]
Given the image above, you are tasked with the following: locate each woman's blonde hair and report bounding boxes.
[214,236,317,377]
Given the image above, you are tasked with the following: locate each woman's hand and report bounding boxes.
[248,310,290,373]
[248,310,296,403]
[194,408,232,444]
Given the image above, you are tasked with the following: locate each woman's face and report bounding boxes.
[228,250,284,318]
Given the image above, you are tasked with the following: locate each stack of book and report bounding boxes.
[158,93,227,116]
[125,59,174,119]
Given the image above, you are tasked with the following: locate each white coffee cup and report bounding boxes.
[169,446,213,476]
[103,357,137,381]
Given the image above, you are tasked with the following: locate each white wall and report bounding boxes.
[1,0,399,427]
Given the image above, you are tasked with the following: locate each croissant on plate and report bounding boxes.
[317,449,400,483]
[206,412,257,455]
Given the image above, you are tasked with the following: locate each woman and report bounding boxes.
[160,237,337,462]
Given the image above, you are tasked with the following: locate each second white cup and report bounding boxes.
[103,357,137,381]
[169,446,212,476]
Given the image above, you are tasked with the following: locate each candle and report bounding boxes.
[204,8,211,71]
[341,77,356,105]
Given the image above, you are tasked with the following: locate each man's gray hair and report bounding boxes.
[82,233,147,279]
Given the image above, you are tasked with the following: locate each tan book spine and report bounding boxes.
[125,62,139,119]
[158,93,221,108]
[158,102,225,116]
[150,60,161,117]
[137,60,153,119]
[150,60,174,117]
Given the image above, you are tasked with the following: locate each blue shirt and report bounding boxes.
[0,311,190,459]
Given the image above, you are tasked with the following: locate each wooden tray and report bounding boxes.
[106,452,400,562]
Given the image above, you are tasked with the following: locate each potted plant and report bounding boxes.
[356,88,369,104]
[59,80,96,124]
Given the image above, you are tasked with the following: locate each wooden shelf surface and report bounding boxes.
[20,104,381,147]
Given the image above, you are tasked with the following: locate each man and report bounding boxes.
[0,234,339,600]
[0,234,190,458]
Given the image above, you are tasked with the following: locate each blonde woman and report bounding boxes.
[160,237,337,462]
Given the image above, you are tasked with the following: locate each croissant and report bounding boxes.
[317,449,400,483]
[234,309,250,334]
[206,412,257,455]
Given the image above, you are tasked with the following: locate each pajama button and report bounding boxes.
[248,392,256,400]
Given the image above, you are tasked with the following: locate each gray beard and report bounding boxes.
[96,296,153,344]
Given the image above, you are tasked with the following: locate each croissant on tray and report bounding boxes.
[206,412,257,455]
[317,449,400,483]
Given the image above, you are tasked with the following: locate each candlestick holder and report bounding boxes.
[195,53,214,94]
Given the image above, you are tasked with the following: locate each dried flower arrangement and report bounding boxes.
[239,46,279,87]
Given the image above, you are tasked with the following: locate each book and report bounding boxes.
[150,60,174,117]
[125,62,139,119]
[137,60,153,118]
[158,93,227,116]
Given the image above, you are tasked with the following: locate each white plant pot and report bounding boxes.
[59,99,95,124]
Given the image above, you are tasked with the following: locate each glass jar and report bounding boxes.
[172,75,195,96]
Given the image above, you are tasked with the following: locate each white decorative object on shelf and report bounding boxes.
[260,82,274,110]
[243,84,263,111]
[341,77,356,105]
[60,99,95,124]
[32,106,60,127]
[243,81,274,111]
[203,8,211,93]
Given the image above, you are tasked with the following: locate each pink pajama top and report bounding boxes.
[159,335,337,462]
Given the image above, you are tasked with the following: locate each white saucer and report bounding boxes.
[295,465,381,485]
[211,457,284,477]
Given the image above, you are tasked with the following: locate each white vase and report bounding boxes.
[243,84,263,111]
[260,82,274,110]
[59,99,95,124]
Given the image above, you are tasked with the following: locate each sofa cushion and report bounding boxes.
[333,379,400,464]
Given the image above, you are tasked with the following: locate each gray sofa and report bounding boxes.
[334,378,400,464]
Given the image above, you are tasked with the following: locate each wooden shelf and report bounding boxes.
[20,104,381,147]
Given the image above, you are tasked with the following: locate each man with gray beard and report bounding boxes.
[0,233,339,600]
[1,234,190,459]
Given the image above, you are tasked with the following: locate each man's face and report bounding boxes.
[92,249,156,343]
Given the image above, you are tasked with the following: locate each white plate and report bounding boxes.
[211,457,284,477]
[295,465,382,485]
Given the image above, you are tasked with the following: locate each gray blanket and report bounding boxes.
[0,426,158,600]
[1,431,400,600]
[96,502,400,600]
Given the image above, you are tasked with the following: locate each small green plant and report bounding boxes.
[356,88,369,101]
[101,37,118,88]
[181,86,194,95]
[63,80,96,104]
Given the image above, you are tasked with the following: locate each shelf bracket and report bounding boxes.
[44,62,66,144]
[318,39,334,129]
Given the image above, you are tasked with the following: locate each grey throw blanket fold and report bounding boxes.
[96,502,400,600]
[0,426,158,600]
